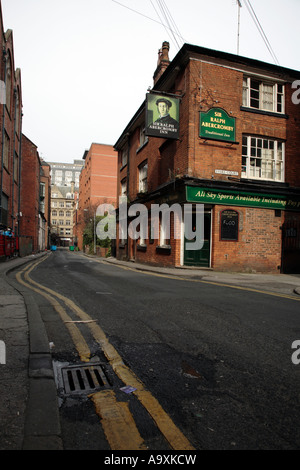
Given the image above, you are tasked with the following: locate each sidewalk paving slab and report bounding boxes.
[0,252,63,450]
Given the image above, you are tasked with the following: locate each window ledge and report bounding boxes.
[156,245,171,254]
[137,191,148,198]
[241,177,286,186]
[136,138,149,154]
[240,106,288,119]
[137,244,147,252]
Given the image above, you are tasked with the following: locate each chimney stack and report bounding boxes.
[153,41,170,86]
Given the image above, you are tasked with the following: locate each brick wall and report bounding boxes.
[211,206,282,273]
[0,23,22,231]
[19,135,40,251]
[77,143,117,250]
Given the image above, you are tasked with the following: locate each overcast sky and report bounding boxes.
[2,0,300,163]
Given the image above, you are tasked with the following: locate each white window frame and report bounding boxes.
[242,135,285,182]
[138,161,148,193]
[121,146,128,167]
[139,125,148,148]
[121,178,127,197]
[243,76,285,114]
[159,216,171,247]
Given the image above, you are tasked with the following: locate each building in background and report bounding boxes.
[114,42,300,273]
[50,160,84,188]
[50,183,77,246]
[47,159,84,247]
[74,143,117,250]
[19,135,51,253]
[0,3,22,235]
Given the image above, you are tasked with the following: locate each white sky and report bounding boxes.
[1,0,300,163]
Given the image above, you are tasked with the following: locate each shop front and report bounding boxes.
[185,184,300,273]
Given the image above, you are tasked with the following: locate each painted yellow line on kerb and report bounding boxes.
[91,390,147,450]
[16,257,195,451]
[16,265,91,362]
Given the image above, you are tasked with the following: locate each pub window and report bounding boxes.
[138,160,148,193]
[121,178,127,196]
[242,135,284,182]
[242,77,284,114]
[159,214,171,247]
[121,146,128,168]
[139,125,148,148]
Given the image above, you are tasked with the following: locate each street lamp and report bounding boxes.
[84,208,96,255]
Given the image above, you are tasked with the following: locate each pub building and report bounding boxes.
[114,42,300,273]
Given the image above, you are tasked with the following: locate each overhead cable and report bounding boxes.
[243,0,280,65]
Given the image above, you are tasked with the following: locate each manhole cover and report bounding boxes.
[61,363,111,395]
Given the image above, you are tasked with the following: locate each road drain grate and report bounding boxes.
[61,364,111,394]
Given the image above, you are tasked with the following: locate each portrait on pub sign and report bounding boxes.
[145,94,180,139]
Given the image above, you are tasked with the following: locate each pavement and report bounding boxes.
[0,250,299,450]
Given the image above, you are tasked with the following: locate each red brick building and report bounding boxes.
[19,135,51,253]
[74,143,117,250]
[0,2,23,235]
[114,42,300,273]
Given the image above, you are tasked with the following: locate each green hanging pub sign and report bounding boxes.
[200,107,236,143]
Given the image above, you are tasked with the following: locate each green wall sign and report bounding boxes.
[186,186,300,211]
[200,108,236,143]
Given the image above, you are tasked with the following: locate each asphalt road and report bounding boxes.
[11,249,300,450]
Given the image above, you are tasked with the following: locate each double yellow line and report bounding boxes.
[16,256,195,451]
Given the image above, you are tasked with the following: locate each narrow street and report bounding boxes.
[8,248,300,451]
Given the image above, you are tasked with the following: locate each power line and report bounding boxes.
[155,0,184,50]
[111,0,184,48]
[243,0,280,65]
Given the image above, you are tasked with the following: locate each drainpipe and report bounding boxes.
[0,48,7,226]
[11,87,17,231]
[17,111,23,237]
[126,133,130,260]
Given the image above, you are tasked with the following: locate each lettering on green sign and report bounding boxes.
[187,186,300,211]
[200,108,236,143]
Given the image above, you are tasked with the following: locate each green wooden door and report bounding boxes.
[184,212,211,267]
